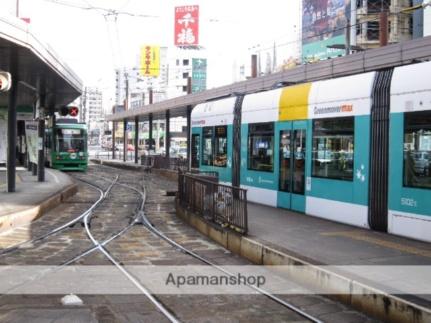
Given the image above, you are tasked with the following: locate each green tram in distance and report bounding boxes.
[45,119,88,171]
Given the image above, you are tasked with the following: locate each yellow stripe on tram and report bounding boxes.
[278,83,312,121]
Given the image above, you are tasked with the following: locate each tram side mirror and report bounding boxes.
[0,72,12,92]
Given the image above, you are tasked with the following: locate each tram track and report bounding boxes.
[0,164,377,322]
[90,163,323,323]
[0,176,117,257]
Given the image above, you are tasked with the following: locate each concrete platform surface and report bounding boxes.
[247,202,431,266]
[0,168,76,233]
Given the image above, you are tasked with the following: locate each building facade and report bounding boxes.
[301,0,415,62]
[355,0,413,49]
[115,47,169,110]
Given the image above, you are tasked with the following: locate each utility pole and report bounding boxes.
[345,19,351,55]
[124,71,129,111]
[16,0,19,17]
[379,10,389,47]
[81,87,87,123]
[251,54,257,78]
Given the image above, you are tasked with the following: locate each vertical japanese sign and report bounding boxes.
[174,5,199,46]
[140,45,160,77]
[25,121,38,164]
[192,58,207,93]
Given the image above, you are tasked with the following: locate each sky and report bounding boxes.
[4,0,301,108]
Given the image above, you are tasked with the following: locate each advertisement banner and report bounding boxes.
[192,58,207,93]
[174,5,199,46]
[302,0,351,63]
[25,121,38,164]
[0,108,7,163]
[140,45,160,77]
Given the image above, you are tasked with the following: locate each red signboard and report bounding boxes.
[174,5,199,46]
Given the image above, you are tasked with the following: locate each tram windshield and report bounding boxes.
[56,129,86,153]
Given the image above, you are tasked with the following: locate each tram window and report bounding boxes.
[248,122,274,172]
[56,129,86,153]
[312,117,354,181]
[202,127,213,166]
[403,111,431,189]
[214,126,227,167]
[191,134,200,168]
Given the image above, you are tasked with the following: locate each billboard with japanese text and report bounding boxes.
[174,5,199,46]
[140,45,160,77]
[302,0,351,63]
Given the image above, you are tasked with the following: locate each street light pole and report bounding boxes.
[16,0,19,17]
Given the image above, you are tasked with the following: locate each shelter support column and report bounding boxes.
[112,121,116,159]
[134,116,139,164]
[186,106,191,171]
[148,113,153,151]
[37,84,46,182]
[7,47,18,193]
[165,110,170,160]
[123,119,127,162]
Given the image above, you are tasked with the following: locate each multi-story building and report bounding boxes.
[423,1,431,36]
[301,0,415,62]
[115,47,169,109]
[78,87,104,145]
[166,47,207,98]
[79,86,103,123]
[355,0,413,49]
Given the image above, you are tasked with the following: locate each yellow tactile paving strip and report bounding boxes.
[321,230,431,258]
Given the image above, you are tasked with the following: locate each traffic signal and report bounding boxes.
[60,106,69,116]
[69,106,79,117]
[0,72,12,92]
[59,106,79,117]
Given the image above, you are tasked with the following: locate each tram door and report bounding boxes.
[277,121,307,212]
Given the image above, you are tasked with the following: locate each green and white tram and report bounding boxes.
[45,119,88,171]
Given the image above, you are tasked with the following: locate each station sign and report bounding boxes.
[0,72,12,92]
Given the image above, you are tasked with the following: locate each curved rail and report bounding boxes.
[0,175,118,256]
[75,176,180,323]
[75,165,323,323]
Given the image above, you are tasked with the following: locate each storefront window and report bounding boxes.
[214,126,227,167]
[248,123,274,172]
[202,127,213,166]
[404,111,431,189]
[312,117,354,180]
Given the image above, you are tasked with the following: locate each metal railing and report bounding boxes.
[95,150,135,161]
[178,172,248,234]
[141,155,188,171]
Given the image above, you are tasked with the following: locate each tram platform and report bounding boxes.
[0,167,77,234]
[244,203,431,316]
[248,202,431,266]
